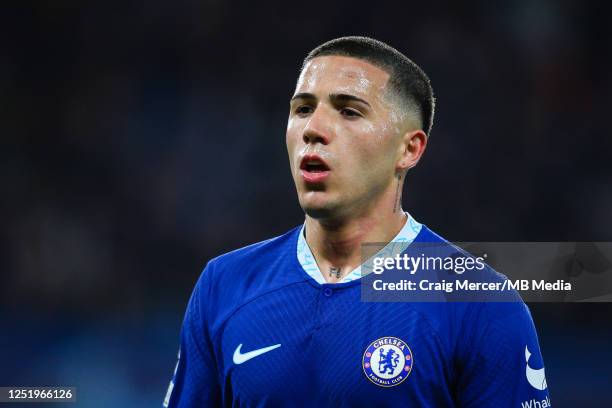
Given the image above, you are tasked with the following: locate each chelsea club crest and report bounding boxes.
[362,336,413,387]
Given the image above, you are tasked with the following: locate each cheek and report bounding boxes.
[286,120,299,149]
[339,125,397,177]
[286,120,303,171]
[347,121,396,156]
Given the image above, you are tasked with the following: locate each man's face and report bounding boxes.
[286,55,405,219]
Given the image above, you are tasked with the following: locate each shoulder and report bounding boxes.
[416,224,516,290]
[208,226,300,272]
[422,225,537,328]
[199,225,304,290]
[192,226,306,334]
[409,223,532,326]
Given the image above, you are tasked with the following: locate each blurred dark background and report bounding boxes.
[1,1,611,406]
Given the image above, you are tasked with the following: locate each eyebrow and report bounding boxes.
[290,92,372,108]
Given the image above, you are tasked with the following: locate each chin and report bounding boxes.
[303,206,335,220]
[300,196,345,221]
[300,194,334,219]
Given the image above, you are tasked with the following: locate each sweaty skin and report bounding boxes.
[286,55,427,282]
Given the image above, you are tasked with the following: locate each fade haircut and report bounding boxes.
[302,36,435,136]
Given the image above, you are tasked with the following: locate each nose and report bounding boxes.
[302,106,332,145]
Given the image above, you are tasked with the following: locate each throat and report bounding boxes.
[304,211,408,283]
[329,266,341,279]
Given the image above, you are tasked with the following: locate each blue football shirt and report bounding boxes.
[164,221,551,407]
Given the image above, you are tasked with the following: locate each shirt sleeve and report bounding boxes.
[455,301,551,407]
[164,264,221,407]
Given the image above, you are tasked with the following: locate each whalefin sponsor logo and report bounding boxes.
[525,346,547,390]
[521,396,551,408]
[520,346,550,407]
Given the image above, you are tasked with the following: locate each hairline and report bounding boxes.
[301,53,423,132]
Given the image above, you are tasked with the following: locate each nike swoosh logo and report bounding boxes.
[233,343,281,365]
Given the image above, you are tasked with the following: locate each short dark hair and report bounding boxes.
[302,36,435,136]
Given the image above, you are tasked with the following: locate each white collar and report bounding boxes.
[296,213,422,284]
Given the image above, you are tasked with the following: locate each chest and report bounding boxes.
[213,284,455,407]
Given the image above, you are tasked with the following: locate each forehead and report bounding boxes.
[295,55,391,98]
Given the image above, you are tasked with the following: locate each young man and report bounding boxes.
[165,37,551,407]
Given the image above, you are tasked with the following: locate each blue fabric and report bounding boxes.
[165,225,551,407]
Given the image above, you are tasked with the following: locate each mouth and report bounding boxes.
[299,154,331,184]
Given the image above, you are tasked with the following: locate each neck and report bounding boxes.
[304,201,407,284]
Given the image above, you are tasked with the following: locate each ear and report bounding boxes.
[396,129,428,172]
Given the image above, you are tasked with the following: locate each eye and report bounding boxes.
[295,105,314,116]
[340,108,362,118]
